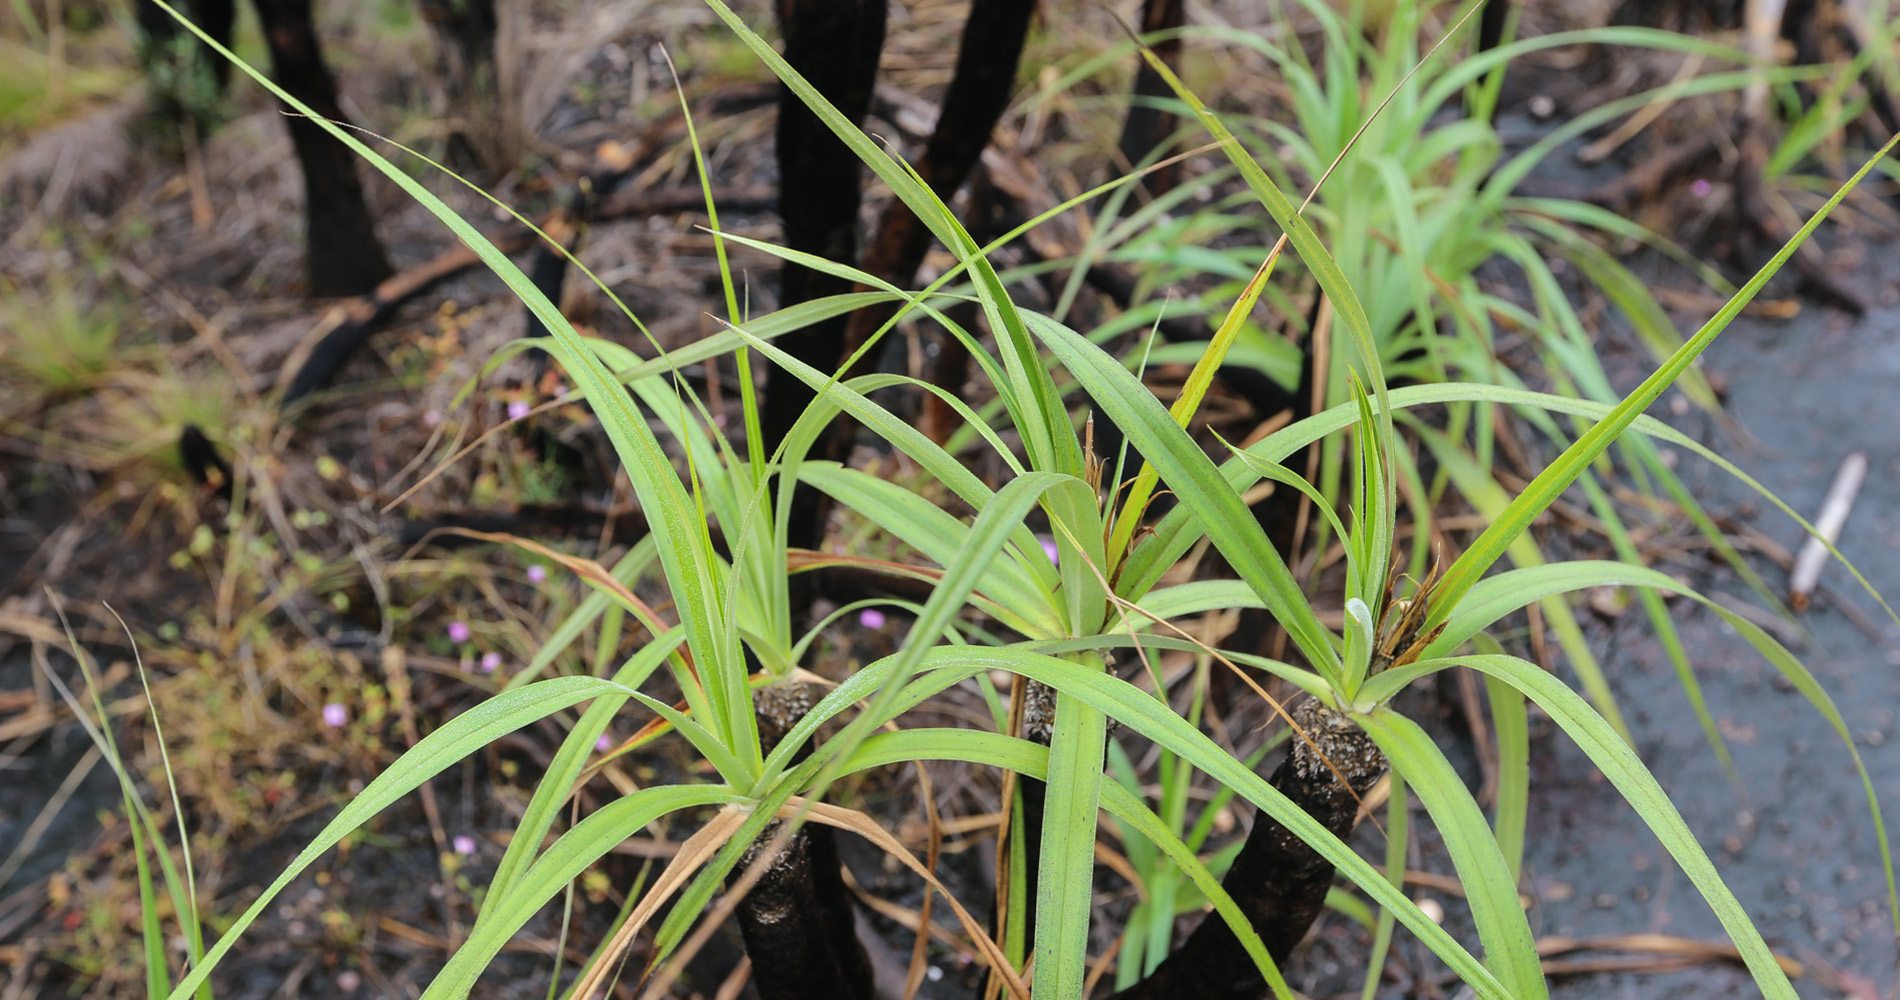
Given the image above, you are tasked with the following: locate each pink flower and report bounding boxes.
[507,400,531,422]
[596,733,614,752]
[322,703,347,728]
[1691,178,1713,198]
[1040,536,1060,565]
[526,564,547,584]
[423,410,443,428]
[453,835,477,855]
[448,621,471,644]
[859,608,887,630]
[480,652,502,673]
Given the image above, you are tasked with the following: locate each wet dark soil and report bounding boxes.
[1520,248,1900,998]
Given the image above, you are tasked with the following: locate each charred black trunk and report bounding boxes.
[1458,0,1512,123]
[842,0,1035,330]
[847,0,1034,449]
[1001,679,1057,972]
[759,0,887,460]
[759,0,889,596]
[416,0,494,68]
[415,0,496,86]
[757,0,1032,617]
[1117,0,1186,194]
[731,820,869,1000]
[1476,0,1510,64]
[730,683,875,1000]
[252,0,393,298]
[1110,697,1387,1000]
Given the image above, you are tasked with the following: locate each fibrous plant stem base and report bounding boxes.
[731,682,874,1000]
[1110,697,1388,1000]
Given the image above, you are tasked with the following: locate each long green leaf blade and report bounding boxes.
[1358,710,1547,1000]
[1035,682,1108,1000]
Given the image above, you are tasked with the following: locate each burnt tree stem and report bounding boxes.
[252,0,393,298]
[1476,0,1510,62]
[731,821,865,1000]
[731,683,875,1000]
[1464,0,1512,123]
[1110,697,1387,1000]
[999,679,1057,978]
[864,0,1035,450]
[760,0,888,583]
[763,0,1037,607]
[837,0,1035,412]
[415,0,497,89]
[777,0,1030,597]
[759,0,887,453]
[1117,0,1186,194]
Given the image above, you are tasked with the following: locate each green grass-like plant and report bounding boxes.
[106,2,1900,999]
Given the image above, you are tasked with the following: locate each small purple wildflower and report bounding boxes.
[480,652,502,673]
[596,733,614,752]
[423,410,443,428]
[453,835,477,856]
[858,608,887,630]
[1691,178,1713,198]
[1040,536,1060,565]
[527,564,547,584]
[507,400,532,422]
[447,620,471,644]
[322,703,348,728]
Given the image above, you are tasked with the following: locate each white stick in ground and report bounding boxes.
[1789,451,1869,612]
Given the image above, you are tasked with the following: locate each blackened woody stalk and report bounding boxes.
[1108,698,1387,1000]
[250,0,394,297]
[1103,576,1443,998]
[1015,595,1430,1000]
[836,0,1037,449]
[743,3,1408,996]
[729,683,875,1000]
[758,0,887,568]
[135,0,394,297]
[761,0,1033,599]
[1116,0,1186,195]
[985,690,1385,1000]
